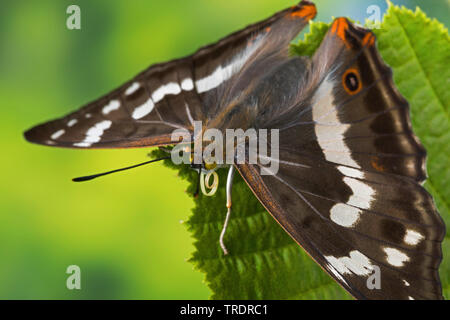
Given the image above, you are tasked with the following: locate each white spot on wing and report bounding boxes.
[73,120,112,147]
[51,129,65,140]
[132,98,154,120]
[181,78,194,91]
[102,100,121,115]
[404,229,424,246]
[312,76,360,168]
[325,256,348,274]
[196,65,229,93]
[152,82,181,103]
[196,59,248,94]
[343,177,375,209]
[73,142,91,148]
[403,280,410,286]
[330,204,361,227]
[338,166,364,179]
[195,35,264,94]
[125,82,140,96]
[325,251,373,276]
[383,247,410,267]
[330,168,374,228]
[67,119,78,127]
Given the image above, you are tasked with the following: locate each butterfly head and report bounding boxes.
[185,143,221,174]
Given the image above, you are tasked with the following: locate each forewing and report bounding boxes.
[238,18,445,299]
[24,1,317,149]
[25,58,200,149]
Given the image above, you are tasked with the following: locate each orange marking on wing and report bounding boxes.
[331,18,350,48]
[336,18,349,41]
[362,32,375,47]
[331,19,338,34]
[290,4,317,20]
[371,156,385,172]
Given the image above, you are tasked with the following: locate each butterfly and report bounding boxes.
[24,1,445,300]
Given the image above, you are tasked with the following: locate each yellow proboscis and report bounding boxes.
[200,171,219,196]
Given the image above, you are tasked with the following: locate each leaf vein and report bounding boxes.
[391,9,449,120]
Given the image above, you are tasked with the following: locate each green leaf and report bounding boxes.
[151,148,350,299]
[290,21,330,57]
[154,3,450,299]
[371,2,450,299]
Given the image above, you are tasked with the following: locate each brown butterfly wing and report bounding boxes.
[237,18,445,299]
[24,1,316,149]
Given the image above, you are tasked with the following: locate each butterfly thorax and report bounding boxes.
[193,57,310,168]
[206,57,310,133]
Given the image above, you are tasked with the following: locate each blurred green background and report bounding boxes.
[0,0,448,299]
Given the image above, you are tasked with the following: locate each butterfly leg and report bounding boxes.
[157,146,172,154]
[220,165,235,255]
[193,169,201,198]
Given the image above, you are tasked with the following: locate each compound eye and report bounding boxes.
[342,68,362,95]
[204,161,217,171]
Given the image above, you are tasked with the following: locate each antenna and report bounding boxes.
[72,157,170,182]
